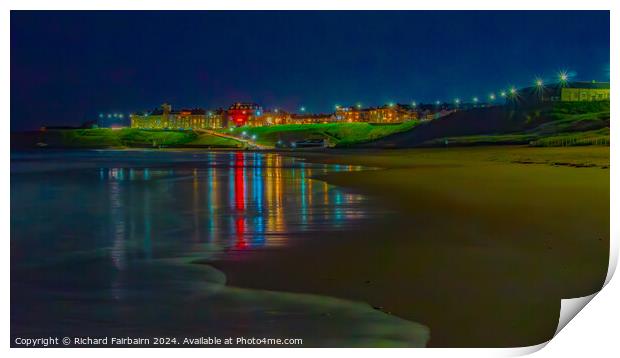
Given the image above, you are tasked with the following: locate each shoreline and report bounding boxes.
[10,145,610,347]
[211,145,609,347]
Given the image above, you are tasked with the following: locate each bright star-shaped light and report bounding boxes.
[558,70,570,84]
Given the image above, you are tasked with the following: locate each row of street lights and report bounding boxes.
[323,71,573,111]
[99,113,127,119]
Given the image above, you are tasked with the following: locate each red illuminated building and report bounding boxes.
[227,103,262,127]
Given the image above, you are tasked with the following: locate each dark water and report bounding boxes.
[11,150,429,347]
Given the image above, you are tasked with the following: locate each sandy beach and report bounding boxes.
[213,146,609,347]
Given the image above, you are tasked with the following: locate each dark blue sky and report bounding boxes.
[11,11,609,130]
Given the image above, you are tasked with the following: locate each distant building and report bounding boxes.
[257,109,292,126]
[335,106,366,122]
[514,81,610,104]
[227,103,263,127]
[130,103,207,129]
[207,109,226,128]
[290,113,338,124]
[560,82,610,102]
[367,104,417,123]
[334,104,418,124]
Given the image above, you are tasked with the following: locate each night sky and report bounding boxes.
[11,11,609,131]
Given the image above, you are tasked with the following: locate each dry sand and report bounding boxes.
[213,146,609,347]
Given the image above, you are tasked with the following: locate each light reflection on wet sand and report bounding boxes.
[11,150,430,346]
[87,152,369,257]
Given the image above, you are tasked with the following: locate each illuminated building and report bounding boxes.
[257,109,292,126]
[560,82,610,102]
[130,103,207,129]
[334,104,418,124]
[335,106,369,122]
[367,104,417,123]
[513,81,610,104]
[227,103,263,127]
[207,109,226,128]
[290,113,338,124]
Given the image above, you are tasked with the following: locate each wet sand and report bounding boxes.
[213,146,609,347]
[11,150,432,347]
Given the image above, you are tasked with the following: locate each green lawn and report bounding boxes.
[221,121,419,147]
[186,133,243,147]
[56,128,241,148]
[52,123,418,149]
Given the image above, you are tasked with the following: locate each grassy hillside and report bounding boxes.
[16,128,243,148]
[222,121,419,147]
[365,101,610,148]
[59,128,198,147]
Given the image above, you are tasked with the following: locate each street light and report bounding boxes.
[454,98,461,105]
[509,87,517,95]
[558,71,569,83]
[489,93,496,101]
[473,97,479,103]
[535,78,544,87]
[411,101,417,108]
[300,106,306,112]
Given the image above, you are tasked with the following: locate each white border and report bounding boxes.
[3,1,616,357]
